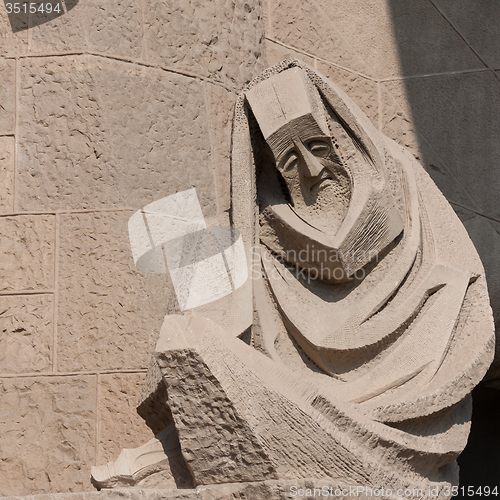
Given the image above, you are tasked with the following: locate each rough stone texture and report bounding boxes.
[0,478,424,500]
[270,0,368,76]
[57,211,177,372]
[0,136,15,212]
[156,347,278,485]
[0,294,53,374]
[265,38,316,68]
[0,376,96,497]
[0,7,28,56]
[17,56,216,213]
[27,0,266,86]
[1,0,500,496]
[0,216,55,292]
[380,82,421,158]
[97,63,492,495]
[0,59,15,135]
[316,61,378,126]
[272,0,484,79]
[85,0,143,58]
[28,3,86,54]
[98,373,154,464]
[205,85,235,214]
[29,0,142,58]
[143,0,266,85]
[0,0,268,496]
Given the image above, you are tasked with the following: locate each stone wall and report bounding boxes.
[0,1,265,496]
[1,0,499,496]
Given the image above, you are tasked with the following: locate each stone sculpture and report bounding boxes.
[91,60,495,498]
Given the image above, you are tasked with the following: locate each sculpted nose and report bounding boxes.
[296,142,323,179]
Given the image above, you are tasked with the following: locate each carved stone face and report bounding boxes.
[246,65,404,280]
[268,124,351,235]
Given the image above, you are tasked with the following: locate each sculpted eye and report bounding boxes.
[282,152,299,172]
[308,140,331,158]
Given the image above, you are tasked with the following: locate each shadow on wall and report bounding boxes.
[3,0,78,32]
[386,0,500,492]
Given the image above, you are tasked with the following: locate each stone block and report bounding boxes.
[17,56,216,213]
[98,373,153,464]
[264,38,316,68]
[29,1,86,54]
[57,211,177,372]
[0,6,28,56]
[317,61,378,126]
[85,0,143,58]
[0,136,15,212]
[271,0,368,76]
[0,215,55,292]
[271,0,484,79]
[29,0,143,58]
[0,59,15,135]
[433,0,500,68]
[381,81,421,157]
[0,375,96,496]
[205,84,236,214]
[381,80,485,214]
[390,71,500,221]
[0,294,53,374]
[384,0,484,78]
[143,0,266,86]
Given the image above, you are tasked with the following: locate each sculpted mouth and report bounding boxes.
[310,171,333,195]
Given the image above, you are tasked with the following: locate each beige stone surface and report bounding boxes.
[97,62,493,495]
[384,71,500,221]
[0,136,15,212]
[0,0,499,494]
[27,0,266,85]
[0,294,53,374]
[57,211,177,372]
[0,215,55,292]
[143,0,266,85]
[98,373,154,464]
[380,82,421,158]
[0,478,432,500]
[205,85,236,214]
[272,0,484,79]
[29,0,143,58]
[85,0,143,58]
[0,59,15,135]
[381,79,500,217]
[17,56,217,213]
[317,61,378,126]
[0,7,28,56]
[28,3,86,54]
[0,376,96,497]
[265,38,316,68]
[270,0,368,75]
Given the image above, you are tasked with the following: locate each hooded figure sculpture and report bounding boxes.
[92,60,495,498]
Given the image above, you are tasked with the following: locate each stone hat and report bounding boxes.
[245,67,330,143]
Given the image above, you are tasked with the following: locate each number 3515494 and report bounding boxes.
[5,3,62,14]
